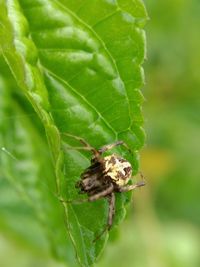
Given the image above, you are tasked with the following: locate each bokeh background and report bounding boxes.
[1,1,200,266]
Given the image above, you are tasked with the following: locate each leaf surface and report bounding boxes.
[0,0,147,266]
[0,63,76,264]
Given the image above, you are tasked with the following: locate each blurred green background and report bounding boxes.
[1,0,200,266]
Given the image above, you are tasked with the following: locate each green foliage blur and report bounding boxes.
[0,1,200,267]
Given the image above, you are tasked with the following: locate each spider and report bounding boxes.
[62,134,146,241]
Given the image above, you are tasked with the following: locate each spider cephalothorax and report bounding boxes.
[65,134,145,241]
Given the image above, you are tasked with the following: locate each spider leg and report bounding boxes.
[98,140,124,154]
[88,184,114,201]
[61,133,91,147]
[61,132,99,156]
[107,192,115,231]
[64,146,96,152]
[118,180,146,193]
[60,184,114,204]
[93,192,115,242]
[138,171,146,180]
[98,140,133,156]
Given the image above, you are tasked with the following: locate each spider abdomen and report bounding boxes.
[103,154,132,186]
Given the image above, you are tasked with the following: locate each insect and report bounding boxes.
[62,134,146,241]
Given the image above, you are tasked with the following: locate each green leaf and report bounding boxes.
[0,65,76,264]
[0,0,147,266]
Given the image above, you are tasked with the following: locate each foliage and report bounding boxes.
[0,1,147,266]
